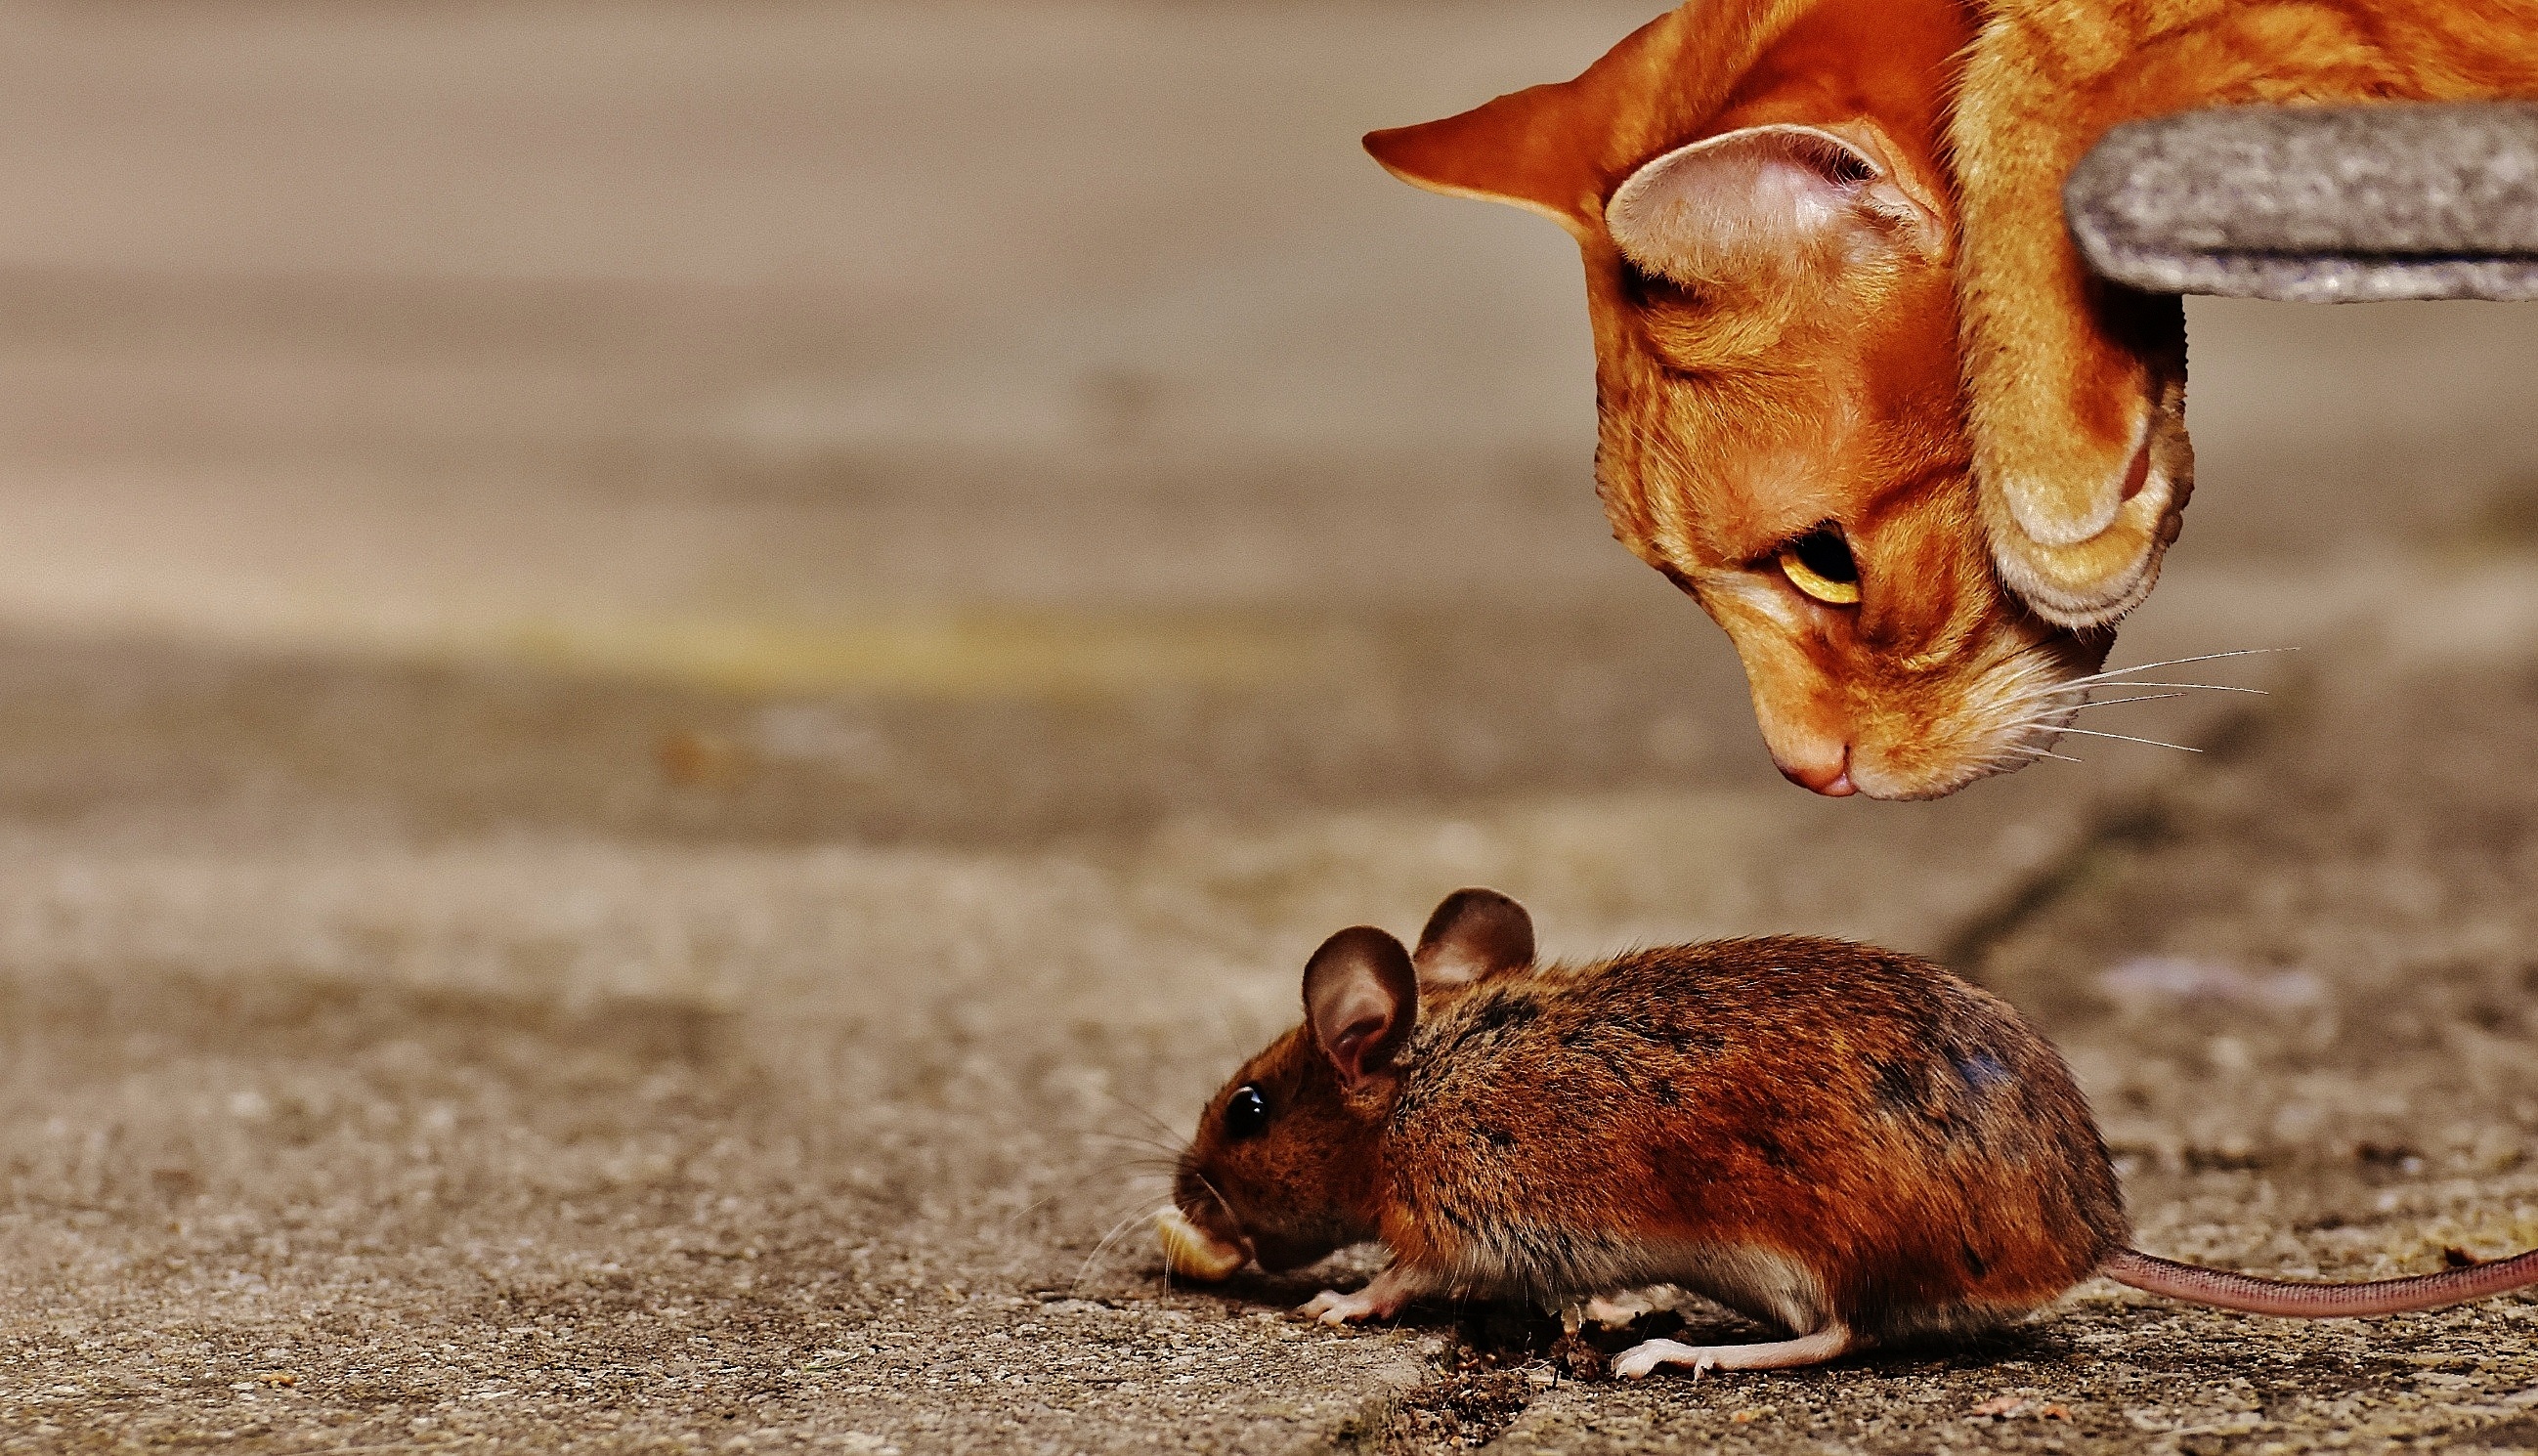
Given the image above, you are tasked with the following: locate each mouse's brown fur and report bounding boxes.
[1173,889,2538,1378]
[1378,939,2125,1343]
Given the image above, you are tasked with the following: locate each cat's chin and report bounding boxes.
[1843,764,1982,802]
[1825,634,2111,800]
[1844,751,2033,801]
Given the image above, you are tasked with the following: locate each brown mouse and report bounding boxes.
[1159,888,2538,1378]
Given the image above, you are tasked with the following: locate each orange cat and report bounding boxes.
[1368,0,2538,797]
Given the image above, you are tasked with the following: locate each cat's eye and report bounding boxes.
[1777,528,1861,605]
[1223,1085,1269,1140]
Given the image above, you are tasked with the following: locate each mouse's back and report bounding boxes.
[1381,935,2128,1342]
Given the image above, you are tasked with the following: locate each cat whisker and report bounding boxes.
[2047,726,2202,752]
[2012,683,2264,714]
[2064,693,2187,709]
[1989,696,2149,732]
[2000,709,2144,731]
[1995,676,2268,722]
[2016,746,2086,765]
[2047,647,2294,692]
[2081,681,2269,695]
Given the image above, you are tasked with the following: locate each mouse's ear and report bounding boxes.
[1303,926,1418,1090]
[1413,888,1535,990]
[1603,124,1946,290]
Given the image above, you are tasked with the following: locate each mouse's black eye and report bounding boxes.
[1223,1085,1269,1140]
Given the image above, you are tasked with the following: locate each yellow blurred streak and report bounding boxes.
[0,549,1338,697]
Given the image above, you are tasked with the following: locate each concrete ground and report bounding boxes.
[2,3,2537,1452]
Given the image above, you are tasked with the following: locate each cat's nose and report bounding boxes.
[1776,746,1856,796]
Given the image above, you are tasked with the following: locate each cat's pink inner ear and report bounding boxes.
[1605,124,1943,287]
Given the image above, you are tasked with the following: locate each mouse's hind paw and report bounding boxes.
[1613,1339,1715,1381]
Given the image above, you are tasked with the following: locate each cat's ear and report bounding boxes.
[1363,3,1812,240]
[1605,124,1948,288]
[1363,81,1608,237]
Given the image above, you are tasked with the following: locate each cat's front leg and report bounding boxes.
[1954,17,2196,629]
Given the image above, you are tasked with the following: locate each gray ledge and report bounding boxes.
[2065,102,2538,302]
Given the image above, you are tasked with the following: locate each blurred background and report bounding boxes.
[0,0,2527,843]
[5,3,2538,1450]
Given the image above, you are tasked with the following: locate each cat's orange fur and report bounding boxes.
[1960,0,2538,624]
[1367,0,2538,796]
[1372,0,2100,797]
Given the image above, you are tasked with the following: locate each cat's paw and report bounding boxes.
[1974,318,2193,629]
[1979,421,2189,628]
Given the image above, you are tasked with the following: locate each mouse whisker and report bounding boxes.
[992,1164,1168,1244]
[1151,1172,1245,1295]
[1186,1170,1236,1224]
[1074,1128,1189,1160]
[1072,1202,1167,1298]
[1214,1005,1261,1065]
[1094,1091,1188,1150]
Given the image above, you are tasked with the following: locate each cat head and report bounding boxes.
[1367,0,2107,797]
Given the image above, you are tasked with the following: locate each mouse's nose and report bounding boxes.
[1776,745,1856,797]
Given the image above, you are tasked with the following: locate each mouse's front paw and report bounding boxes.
[1298,1287,1395,1325]
[1298,1265,1422,1325]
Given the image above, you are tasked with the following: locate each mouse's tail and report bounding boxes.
[2104,1246,2538,1318]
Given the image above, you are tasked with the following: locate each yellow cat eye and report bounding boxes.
[1777,529,1862,605]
